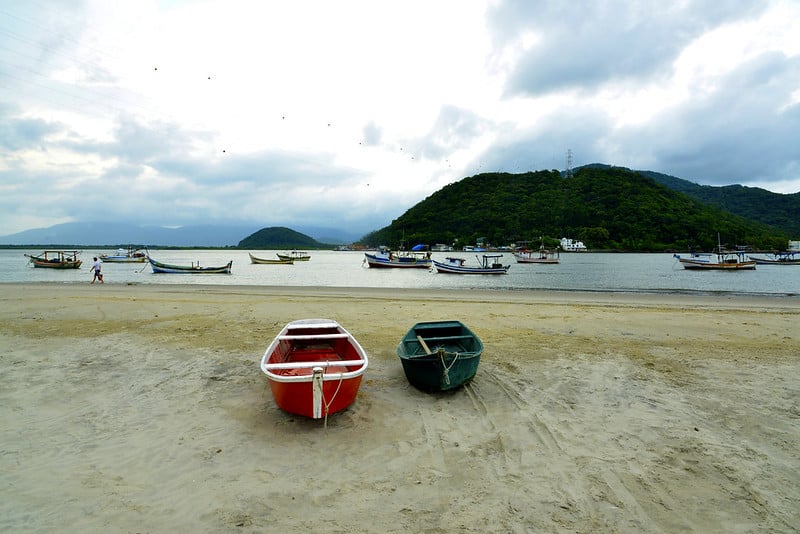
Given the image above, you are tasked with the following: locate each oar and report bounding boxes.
[416,335,432,355]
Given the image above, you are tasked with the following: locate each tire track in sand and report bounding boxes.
[480,368,563,454]
[479,365,665,531]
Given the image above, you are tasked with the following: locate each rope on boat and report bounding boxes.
[438,348,459,386]
[322,370,346,430]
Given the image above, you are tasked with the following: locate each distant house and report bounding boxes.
[788,240,800,251]
[560,237,587,252]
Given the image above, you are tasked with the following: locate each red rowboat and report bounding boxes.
[260,319,369,419]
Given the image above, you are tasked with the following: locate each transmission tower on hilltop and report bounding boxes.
[565,149,573,178]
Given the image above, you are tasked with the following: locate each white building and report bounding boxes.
[560,237,587,252]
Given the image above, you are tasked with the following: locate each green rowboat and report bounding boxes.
[396,320,483,392]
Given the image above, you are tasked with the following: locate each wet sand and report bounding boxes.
[1,283,798,532]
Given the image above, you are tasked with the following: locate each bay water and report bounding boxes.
[3,248,799,297]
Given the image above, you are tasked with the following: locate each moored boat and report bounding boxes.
[363,249,432,268]
[513,246,560,264]
[148,257,232,274]
[432,254,510,274]
[674,233,756,270]
[276,251,311,261]
[396,320,483,392]
[673,249,756,270]
[25,250,82,269]
[260,319,369,419]
[99,246,148,263]
[748,251,800,265]
[249,253,293,265]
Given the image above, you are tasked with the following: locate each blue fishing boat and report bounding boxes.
[363,249,432,268]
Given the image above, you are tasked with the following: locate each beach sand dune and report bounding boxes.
[1,284,798,532]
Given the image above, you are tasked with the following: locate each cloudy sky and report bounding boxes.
[1,0,799,237]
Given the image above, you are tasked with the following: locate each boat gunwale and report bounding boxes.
[397,320,484,360]
[261,319,369,383]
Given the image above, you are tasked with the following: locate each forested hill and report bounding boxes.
[360,167,790,252]
[237,227,325,249]
[580,163,800,236]
[637,170,800,236]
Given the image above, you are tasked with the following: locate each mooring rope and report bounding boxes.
[322,371,346,430]
[438,349,459,386]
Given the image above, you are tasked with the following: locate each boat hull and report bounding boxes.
[28,260,82,269]
[751,259,800,265]
[100,257,147,263]
[148,258,232,274]
[261,319,368,419]
[397,320,483,392]
[678,261,756,270]
[432,259,508,274]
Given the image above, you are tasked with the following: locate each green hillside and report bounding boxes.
[360,167,789,251]
[237,227,325,249]
[637,170,800,236]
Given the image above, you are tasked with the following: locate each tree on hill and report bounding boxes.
[237,227,324,249]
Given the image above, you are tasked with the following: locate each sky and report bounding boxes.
[1,0,799,237]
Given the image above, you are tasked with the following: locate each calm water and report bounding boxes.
[3,248,800,297]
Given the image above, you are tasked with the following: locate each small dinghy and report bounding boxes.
[396,320,483,392]
[260,319,369,419]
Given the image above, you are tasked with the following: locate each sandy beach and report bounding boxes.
[1,283,798,533]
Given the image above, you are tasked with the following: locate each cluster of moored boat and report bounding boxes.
[363,249,516,274]
[672,235,800,270]
[260,318,483,421]
[363,239,562,273]
[24,248,316,274]
[26,243,800,275]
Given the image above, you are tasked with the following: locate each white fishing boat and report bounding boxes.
[432,254,510,274]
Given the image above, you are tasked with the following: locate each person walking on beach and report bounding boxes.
[90,257,104,284]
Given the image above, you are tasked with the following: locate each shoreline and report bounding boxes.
[4,280,800,305]
[2,283,798,532]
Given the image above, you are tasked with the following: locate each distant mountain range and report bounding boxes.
[0,221,362,247]
[3,164,798,248]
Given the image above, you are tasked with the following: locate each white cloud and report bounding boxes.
[1,0,799,237]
